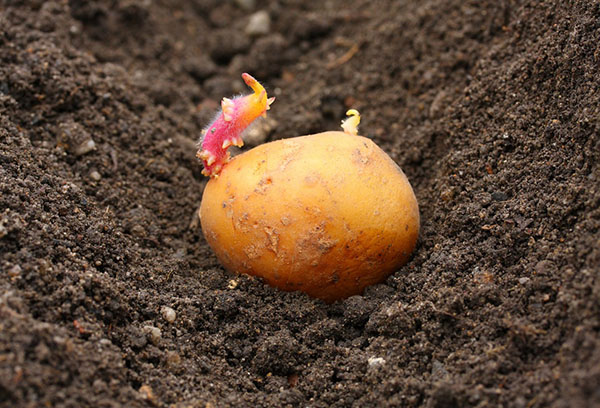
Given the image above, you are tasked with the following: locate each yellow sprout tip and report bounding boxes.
[341,109,361,135]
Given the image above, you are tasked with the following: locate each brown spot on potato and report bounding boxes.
[254,176,273,194]
[264,226,279,253]
[353,148,370,165]
[243,244,262,259]
[304,175,318,185]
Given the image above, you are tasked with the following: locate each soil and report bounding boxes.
[1,0,599,407]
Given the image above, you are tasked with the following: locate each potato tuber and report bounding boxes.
[198,74,419,302]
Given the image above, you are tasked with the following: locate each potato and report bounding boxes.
[200,130,419,302]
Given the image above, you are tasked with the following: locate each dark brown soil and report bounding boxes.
[1,1,599,407]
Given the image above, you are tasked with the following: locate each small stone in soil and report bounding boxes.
[234,0,255,11]
[161,306,176,323]
[89,170,102,181]
[246,11,270,37]
[368,357,386,368]
[142,325,161,344]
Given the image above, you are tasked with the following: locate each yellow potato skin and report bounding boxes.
[200,131,419,302]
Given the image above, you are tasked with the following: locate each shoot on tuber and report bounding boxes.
[197,73,274,177]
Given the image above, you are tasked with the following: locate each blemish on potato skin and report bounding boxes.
[233,212,250,231]
[277,145,300,172]
[302,206,322,217]
[352,148,370,165]
[254,175,273,194]
[243,244,262,259]
[264,226,279,253]
[302,222,337,254]
[304,175,318,185]
[207,230,218,241]
[221,197,235,219]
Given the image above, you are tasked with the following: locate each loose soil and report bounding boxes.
[1,1,599,407]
